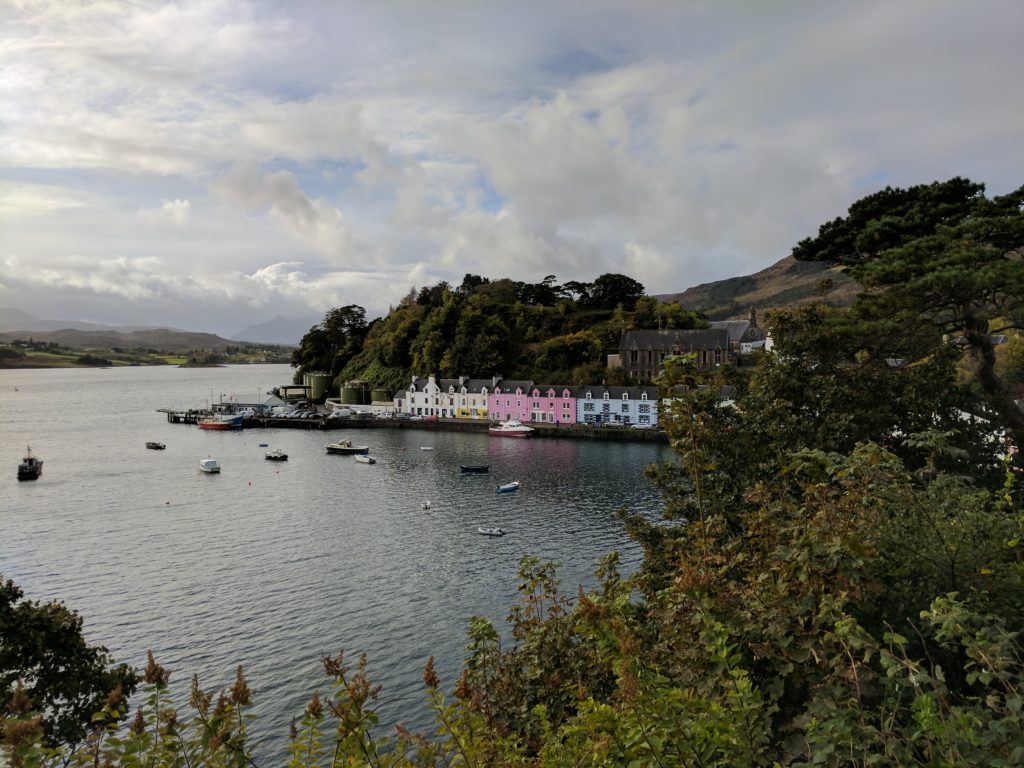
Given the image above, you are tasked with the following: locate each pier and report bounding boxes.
[157,409,668,442]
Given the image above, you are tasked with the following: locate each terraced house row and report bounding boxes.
[396,375,661,426]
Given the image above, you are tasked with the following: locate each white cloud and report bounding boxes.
[139,199,191,227]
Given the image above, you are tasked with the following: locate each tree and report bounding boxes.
[291,305,369,380]
[793,177,1024,455]
[587,273,646,311]
[0,575,137,748]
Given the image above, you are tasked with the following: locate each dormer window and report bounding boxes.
[622,393,629,400]
[585,390,592,400]
[641,392,648,401]
[562,389,570,398]
[603,392,610,400]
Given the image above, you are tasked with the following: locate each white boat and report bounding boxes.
[354,454,376,464]
[496,480,521,493]
[478,527,505,537]
[488,419,534,438]
[265,449,288,461]
[198,457,220,474]
[420,446,434,451]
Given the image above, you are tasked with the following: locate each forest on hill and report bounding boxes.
[4,178,1024,767]
[289,272,709,391]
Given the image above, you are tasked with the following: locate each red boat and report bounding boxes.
[197,414,244,430]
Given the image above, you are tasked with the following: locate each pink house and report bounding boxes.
[526,384,576,424]
[488,380,576,424]
[488,380,533,423]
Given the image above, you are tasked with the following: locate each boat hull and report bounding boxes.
[460,464,490,473]
[198,415,244,430]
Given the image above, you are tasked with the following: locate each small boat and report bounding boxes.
[265,449,288,461]
[420,446,434,451]
[478,527,505,537]
[460,464,490,473]
[17,447,43,481]
[325,439,369,455]
[197,414,244,430]
[422,501,431,509]
[145,441,166,450]
[354,455,376,464]
[198,457,221,474]
[496,480,521,494]
[488,419,534,438]
[258,443,268,447]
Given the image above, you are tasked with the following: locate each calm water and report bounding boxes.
[0,365,669,760]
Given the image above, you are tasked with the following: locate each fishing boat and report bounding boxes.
[488,419,534,438]
[460,464,490,473]
[264,449,288,461]
[17,447,43,481]
[354,454,376,464]
[145,441,166,450]
[478,527,505,537]
[496,480,521,493]
[197,414,244,430]
[325,439,369,455]
[198,457,221,474]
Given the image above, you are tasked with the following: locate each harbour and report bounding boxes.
[2,363,670,763]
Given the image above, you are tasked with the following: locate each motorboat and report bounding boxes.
[325,439,369,455]
[354,455,376,464]
[17,447,42,481]
[197,414,244,430]
[198,457,221,474]
[478,527,505,537]
[496,480,521,493]
[420,446,434,451]
[460,464,490,473]
[145,441,166,450]
[488,419,534,438]
[265,449,288,461]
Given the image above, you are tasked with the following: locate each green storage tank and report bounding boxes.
[303,373,333,401]
[360,386,372,405]
[339,386,363,405]
[371,389,390,404]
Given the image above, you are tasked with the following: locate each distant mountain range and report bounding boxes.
[231,314,319,346]
[656,255,858,320]
[0,307,184,334]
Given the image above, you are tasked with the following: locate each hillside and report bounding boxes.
[0,327,253,352]
[656,255,858,320]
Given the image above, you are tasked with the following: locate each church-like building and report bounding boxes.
[617,310,765,380]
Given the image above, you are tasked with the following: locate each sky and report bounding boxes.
[2,1,1023,338]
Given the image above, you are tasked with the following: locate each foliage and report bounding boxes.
[793,176,1024,457]
[298,272,676,393]
[0,575,137,750]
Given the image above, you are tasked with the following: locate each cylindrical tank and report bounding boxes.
[371,389,390,404]
[340,386,362,405]
[303,372,332,401]
[360,386,371,405]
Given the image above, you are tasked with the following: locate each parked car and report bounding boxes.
[393,413,410,420]
[409,415,424,421]
[424,415,439,422]
[630,423,654,430]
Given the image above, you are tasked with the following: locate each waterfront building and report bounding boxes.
[575,385,660,426]
[445,377,495,419]
[526,385,577,425]
[488,380,535,423]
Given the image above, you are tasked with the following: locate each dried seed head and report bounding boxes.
[306,691,323,719]
[229,666,252,706]
[422,656,439,689]
[129,708,146,735]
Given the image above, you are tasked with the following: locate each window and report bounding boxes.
[585,391,592,400]
[621,403,629,412]
[603,392,610,400]
[639,404,651,414]
[602,403,610,412]
[622,393,629,400]
[584,402,595,412]
[641,392,648,401]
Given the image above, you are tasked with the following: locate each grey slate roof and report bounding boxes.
[493,379,534,393]
[620,328,730,351]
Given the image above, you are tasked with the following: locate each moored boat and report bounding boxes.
[325,439,369,455]
[17,447,43,481]
[197,414,244,430]
[478,527,505,536]
[145,441,166,450]
[488,419,534,438]
[198,457,221,473]
[496,480,521,493]
[460,464,490,473]
[354,454,376,464]
[265,449,288,461]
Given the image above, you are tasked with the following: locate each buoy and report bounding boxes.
[248,480,252,486]
[422,501,431,510]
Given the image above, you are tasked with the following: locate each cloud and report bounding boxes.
[138,199,191,227]
[211,163,360,264]
[0,184,87,217]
